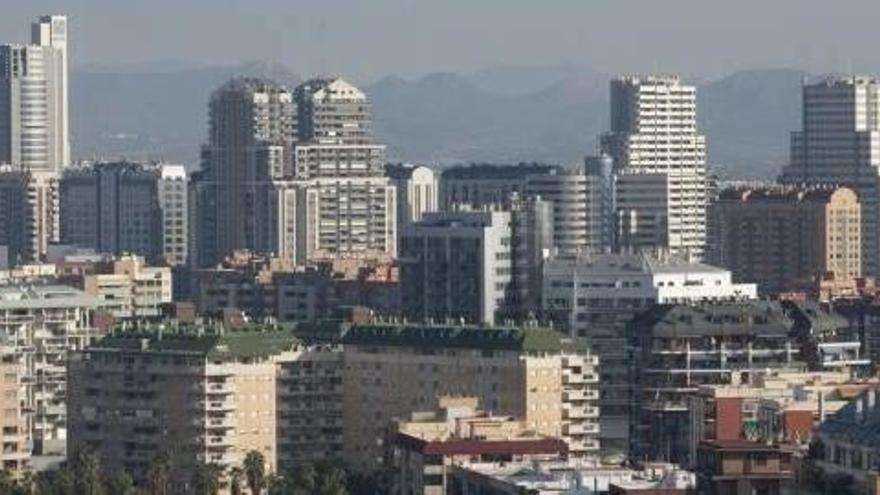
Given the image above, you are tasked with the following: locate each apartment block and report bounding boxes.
[68,254,172,320]
[0,347,30,475]
[542,252,756,457]
[0,284,97,455]
[629,302,802,464]
[601,75,709,259]
[709,186,861,296]
[327,322,600,472]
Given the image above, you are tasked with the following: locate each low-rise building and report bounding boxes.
[391,397,567,495]
[696,440,796,495]
[76,255,172,319]
[449,460,696,495]
[812,387,880,495]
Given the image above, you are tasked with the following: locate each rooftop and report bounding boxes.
[89,326,300,361]
[630,301,792,338]
[440,162,562,180]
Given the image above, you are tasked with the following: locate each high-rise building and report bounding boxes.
[292,78,397,262]
[157,164,188,266]
[524,170,597,255]
[193,78,295,267]
[601,75,708,259]
[709,186,862,296]
[399,211,512,325]
[0,168,59,266]
[0,15,69,171]
[584,153,616,251]
[60,162,163,262]
[780,77,880,277]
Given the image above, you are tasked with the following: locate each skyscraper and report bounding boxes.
[780,77,880,277]
[601,75,708,259]
[0,15,69,171]
[291,78,396,262]
[193,78,295,267]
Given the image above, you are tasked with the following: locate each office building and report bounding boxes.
[386,163,438,233]
[399,211,512,325]
[0,284,96,455]
[524,170,598,255]
[0,168,59,266]
[584,153,616,251]
[542,253,756,457]
[710,186,862,296]
[780,77,880,277]
[60,162,165,262]
[0,15,69,172]
[601,75,709,259]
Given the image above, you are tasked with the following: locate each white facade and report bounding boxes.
[386,163,438,234]
[157,164,188,266]
[0,16,69,172]
[601,75,708,260]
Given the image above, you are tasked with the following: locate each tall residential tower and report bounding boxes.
[601,75,708,259]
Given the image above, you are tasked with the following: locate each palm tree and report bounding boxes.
[243,450,266,495]
[147,452,172,495]
[229,467,244,495]
[192,463,222,495]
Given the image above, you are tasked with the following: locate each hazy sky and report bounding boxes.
[3,0,878,81]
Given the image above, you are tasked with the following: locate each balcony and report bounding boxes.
[205,400,235,412]
[562,373,585,385]
[204,416,236,430]
[205,382,235,395]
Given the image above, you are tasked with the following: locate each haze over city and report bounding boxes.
[0,5,880,495]
[3,0,880,80]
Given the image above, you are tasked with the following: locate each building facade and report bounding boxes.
[0,15,69,172]
[399,211,512,325]
[601,75,709,259]
[709,186,862,296]
[0,169,59,266]
[780,77,880,277]
[386,163,438,235]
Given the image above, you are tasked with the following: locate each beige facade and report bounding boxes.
[0,348,29,475]
[338,324,600,472]
[710,186,861,295]
[80,255,172,319]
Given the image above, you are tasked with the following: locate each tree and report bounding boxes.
[71,447,105,495]
[243,450,267,495]
[291,463,317,494]
[229,467,244,495]
[147,452,172,495]
[192,463,222,495]
[104,471,134,495]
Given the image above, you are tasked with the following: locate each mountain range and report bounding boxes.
[70,62,807,179]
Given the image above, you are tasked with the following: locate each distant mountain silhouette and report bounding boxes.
[70,63,808,178]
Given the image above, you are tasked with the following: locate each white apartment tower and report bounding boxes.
[780,77,880,277]
[0,16,69,171]
[601,75,708,260]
